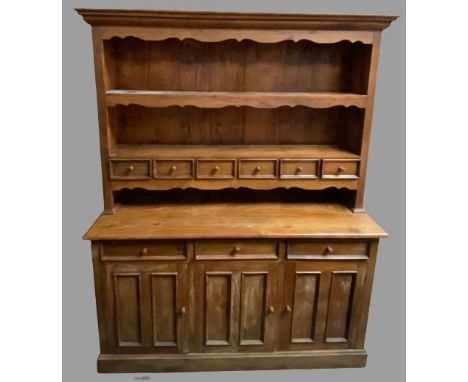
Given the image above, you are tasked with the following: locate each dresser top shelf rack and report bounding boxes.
[78,8,396,212]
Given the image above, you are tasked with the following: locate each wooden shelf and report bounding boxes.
[106,90,368,109]
[110,144,360,159]
[84,203,387,240]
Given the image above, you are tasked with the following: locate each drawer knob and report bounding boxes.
[179,306,186,316]
[254,165,262,173]
[232,246,241,255]
[170,165,177,173]
[325,246,334,254]
[127,165,135,172]
[212,165,220,173]
[295,166,303,174]
[267,306,275,314]
[285,305,292,313]
[140,247,148,256]
[337,166,345,173]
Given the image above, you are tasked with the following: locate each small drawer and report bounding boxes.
[195,240,278,260]
[239,159,277,179]
[109,159,151,180]
[287,241,368,260]
[154,159,193,179]
[280,159,319,179]
[101,240,187,261]
[321,159,360,179]
[196,159,235,179]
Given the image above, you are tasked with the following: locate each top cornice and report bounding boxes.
[76,9,398,31]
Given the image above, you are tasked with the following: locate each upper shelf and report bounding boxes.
[106,90,368,109]
[110,144,360,159]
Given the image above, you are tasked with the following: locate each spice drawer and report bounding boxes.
[321,159,359,179]
[109,159,151,179]
[286,240,368,260]
[280,159,319,179]
[154,159,193,179]
[196,159,236,179]
[195,240,278,260]
[101,240,187,261]
[239,159,277,179]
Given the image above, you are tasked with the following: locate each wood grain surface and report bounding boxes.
[84,203,387,240]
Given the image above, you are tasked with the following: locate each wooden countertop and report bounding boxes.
[84,203,387,240]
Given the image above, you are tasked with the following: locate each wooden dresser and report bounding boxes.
[77,9,396,373]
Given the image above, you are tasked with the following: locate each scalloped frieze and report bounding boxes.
[110,181,358,193]
[100,27,374,45]
[106,90,368,109]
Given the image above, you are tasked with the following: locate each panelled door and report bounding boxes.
[102,262,189,354]
[194,261,278,352]
[280,261,367,350]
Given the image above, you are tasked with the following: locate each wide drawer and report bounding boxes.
[286,240,368,260]
[109,159,151,179]
[239,159,277,179]
[101,240,187,261]
[321,159,359,179]
[154,159,193,179]
[196,159,235,179]
[280,159,319,179]
[195,240,278,260]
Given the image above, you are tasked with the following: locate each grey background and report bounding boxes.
[63,1,405,381]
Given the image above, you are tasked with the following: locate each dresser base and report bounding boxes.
[97,350,367,373]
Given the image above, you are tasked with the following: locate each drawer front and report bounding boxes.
[280,159,319,179]
[109,159,151,179]
[101,240,187,261]
[195,240,278,260]
[154,159,193,179]
[321,159,359,179]
[196,159,235,179]
[287,240,368,260]
[239,159,277,179]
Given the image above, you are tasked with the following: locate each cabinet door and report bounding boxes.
[280,261,366,350]
[103,262,188,353]
[194,262,277,352]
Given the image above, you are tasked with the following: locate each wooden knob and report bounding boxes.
[296,166,303,173]
[337,166,345,173]
[232,246,241,255]
[254,165,262,173]
[267,306,275,313]
[179,306,186,316]
[140,247,148,256]
[170,165,177,173]
[127,165,135,172]
[213,166,220,173]
[285,305,292,313]
[325,246,334,254]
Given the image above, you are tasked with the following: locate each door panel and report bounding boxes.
[239,272,267,345]
[290,272,320,343]
[205,272,234,346]
[113,273,143,347]
[325,271,357,343]
[150,273,178,347]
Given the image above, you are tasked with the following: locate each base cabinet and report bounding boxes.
[92,239,379,372]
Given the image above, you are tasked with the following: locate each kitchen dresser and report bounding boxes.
[77,9,397,373]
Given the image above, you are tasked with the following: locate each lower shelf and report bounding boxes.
[97,349,367,373]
